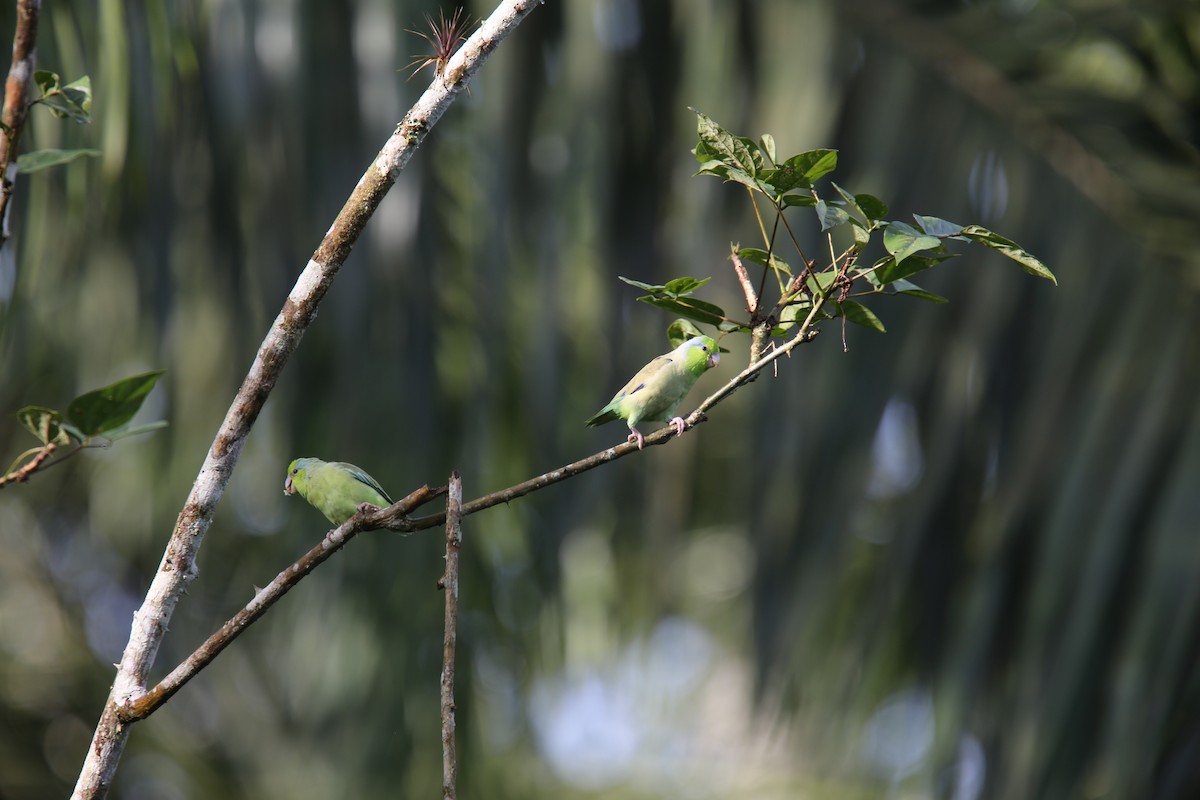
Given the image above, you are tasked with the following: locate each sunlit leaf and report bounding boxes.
[17,148,100,173]
[961,225,1058,284]
[759,133,776,164]
[914,214,967,239]
[785,149,838,185]
[67,370,165,437]
[883,221,942,266]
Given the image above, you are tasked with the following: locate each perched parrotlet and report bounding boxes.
[586,335,720,450]
[284,457,394,525]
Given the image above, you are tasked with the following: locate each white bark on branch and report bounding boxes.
[71,2,542,797]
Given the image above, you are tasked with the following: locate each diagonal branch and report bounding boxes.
[119,486,437,721]
[72,2,542,798]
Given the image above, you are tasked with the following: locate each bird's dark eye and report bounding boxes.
[701,345,708,352]
[291,467,299,475]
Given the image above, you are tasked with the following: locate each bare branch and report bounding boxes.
[72,2,543,797]
[0,442,54,487]
[439,473,463,800]
[730,249,758,318]
[0,0,40,253]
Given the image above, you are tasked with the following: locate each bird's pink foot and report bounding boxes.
[627,430,645,450]
[356,502,382,516]
[669,417,686,437]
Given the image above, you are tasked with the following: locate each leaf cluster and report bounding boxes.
[7,70,100,174]
[3,372,168,486]
[622,111,1055,349]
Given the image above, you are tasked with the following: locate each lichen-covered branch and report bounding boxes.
[71,2,542,797]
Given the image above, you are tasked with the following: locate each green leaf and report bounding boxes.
[893,279,949,304]
[667,318,705,349]
[780,194,816,208]
[67,370,165,437]
[815,199,850,232]
[883,221,943,266]
[806,270,839,296]
[760,148,837,193]
[34,74,93,124]
[776,299,813,333]
[16,406,71,445]
[663,276,712,297]
[104,420,170,442]
[856,193,889,220]
[961,225,1058,284]
[691,109,761,188]
[638,296,730,328]
[617,276,666,293]
[759,133,776,164]
[914,214,967,239]
[33,69,60,95]
[785,149,838,185]
[17,148,100,173]
[839,300,886,333]
[738,247,792,276]
[875,252,956,286]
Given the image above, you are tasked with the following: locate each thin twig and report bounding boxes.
[119,486,436,721]
[439,473,463,800]
[730,249,758,317]
[0,441,54,487]
[72,2,542,797]
[0,0,40,253]
[380,296,830,535]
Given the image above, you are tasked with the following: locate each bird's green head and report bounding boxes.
[284,457,319,497]
[680,335,720,374]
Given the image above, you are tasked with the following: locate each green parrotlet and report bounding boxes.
[284,457,394,525]
[586,335,720,449]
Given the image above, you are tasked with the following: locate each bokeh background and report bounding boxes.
[2,0,1199,797]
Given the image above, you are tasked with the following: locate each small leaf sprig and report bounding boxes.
[1,371,168,489]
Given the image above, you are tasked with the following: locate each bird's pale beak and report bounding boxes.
[284,475,294,495]
[708,352,720,369]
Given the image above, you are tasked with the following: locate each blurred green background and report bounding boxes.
[2,0,1199,797]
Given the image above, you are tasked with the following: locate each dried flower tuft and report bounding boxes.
[405,8,474,81]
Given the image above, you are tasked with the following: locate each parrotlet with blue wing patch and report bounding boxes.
[586,335,720,449]
[284,457,394,525]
